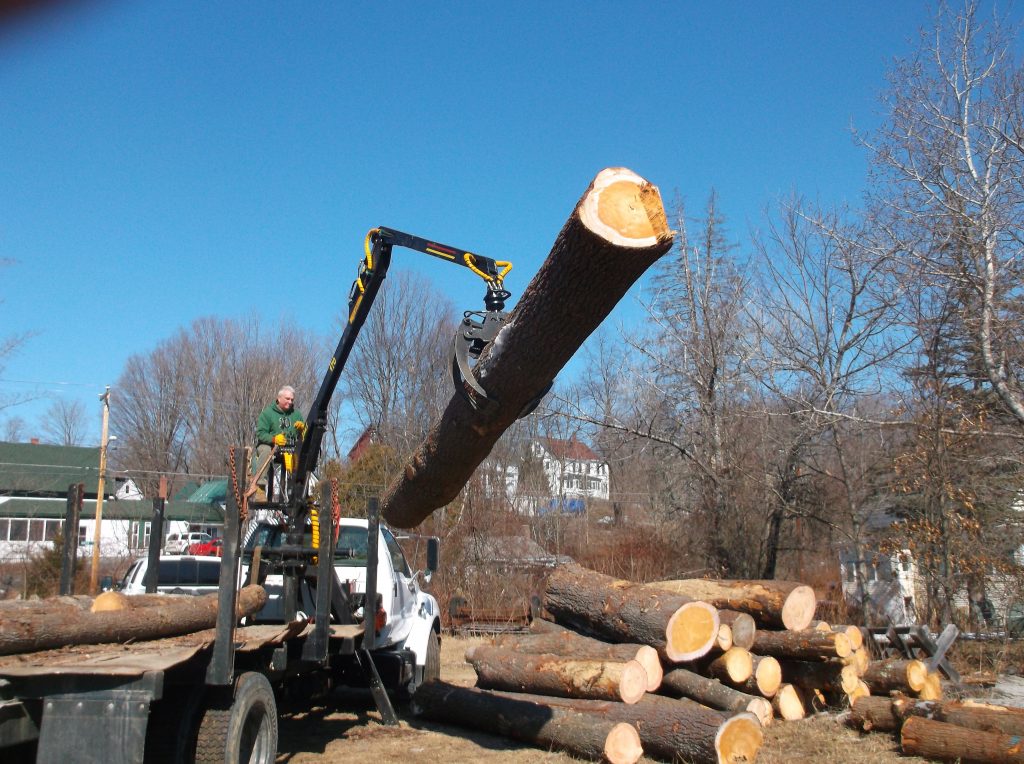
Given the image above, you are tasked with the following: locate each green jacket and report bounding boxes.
[255,403,305,446]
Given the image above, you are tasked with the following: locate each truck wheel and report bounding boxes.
[194,672,278,764]
[422,629,441,685]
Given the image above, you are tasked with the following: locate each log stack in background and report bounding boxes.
[417,561,958,763]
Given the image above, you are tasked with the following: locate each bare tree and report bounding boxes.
[112,315,322,493]
[866,1,1024,427]
[41,399,88,446]
[750,199,904,580]
[3,416,26,442]
[340,272,456,458]
[0,260,36,420]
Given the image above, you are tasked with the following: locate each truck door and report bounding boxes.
[382,527,416,643]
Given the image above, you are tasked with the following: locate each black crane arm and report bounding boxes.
[290,227,511,514]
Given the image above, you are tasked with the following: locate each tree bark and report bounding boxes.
[661,667,773,727]
[852,695,1024,736]
[718,610,756,650]
[413,681,644,764]
[0,586,268,655]
[750,628,852,660]
[901,715,1024,763]
[466,644,647,704]
[543,563,720,662]
[647,578,816,631]
[490,691,763,764]
[861,659,928,695]
[780,660,861,695]
[492,630,662,692]
[380,167,674,529]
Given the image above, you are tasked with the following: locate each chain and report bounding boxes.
[331,478,341,544]
[228,447,248,523]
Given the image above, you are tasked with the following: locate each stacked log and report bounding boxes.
[424,560,967,762]
[851,695,1024,763]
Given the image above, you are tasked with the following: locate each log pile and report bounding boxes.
[415,556,980,763]
[417,562,965,762]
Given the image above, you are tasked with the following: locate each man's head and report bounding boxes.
[276,386,296,412]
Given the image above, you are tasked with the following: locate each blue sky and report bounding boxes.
[0,1,1006,442]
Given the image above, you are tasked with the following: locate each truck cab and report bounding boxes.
[242,517,441,694]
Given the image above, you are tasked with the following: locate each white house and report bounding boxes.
[487,437,610,516]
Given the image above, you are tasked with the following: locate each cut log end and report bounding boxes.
[716,712,764,764]
[907,660,928,692]
[754,656,782,698]
[604,722,644,764]
[918,672,943,701]
[579,168,672,249]
[717,623,734,652]
[635,645,663,692]
[718,647,754,684]
[619,660,648,705]
[773,684,806,721]
[90,591,130,613]
[748,697,774,727]
[848,680,871,705]
[665,601,720,662]
[780,585,817,631]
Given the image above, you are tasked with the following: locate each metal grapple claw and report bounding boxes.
[451,309,508,408]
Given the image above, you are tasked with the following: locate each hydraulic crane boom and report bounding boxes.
[289,226,512,528]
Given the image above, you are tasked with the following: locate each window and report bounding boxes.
[382,528,411,578]
[0,519,8,540]
[9,520,27,542]
[29,520,44,542]
[44,520,58,541]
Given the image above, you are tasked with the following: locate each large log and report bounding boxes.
[0,586,268,655]
[661,667,773,727]
[466,644,647,704]
[413,681,644,764]
[861,658,928,695]
[492,630,663,692]
[647,578,816,631]
[380,167,674,529]
[851,695,1024,736]
[491,691,763,764]
[750,628,852,660]
[543,563,720,662]
[901,715,1024,762]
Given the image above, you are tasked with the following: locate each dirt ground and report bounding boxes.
[274,635,931,764]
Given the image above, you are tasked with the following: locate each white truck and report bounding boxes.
[0,227,516,763]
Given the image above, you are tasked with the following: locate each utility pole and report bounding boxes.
[89,387,111,595]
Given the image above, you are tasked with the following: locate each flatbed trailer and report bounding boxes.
[0,474,405,764]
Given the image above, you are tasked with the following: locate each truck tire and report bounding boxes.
[194,672,277,764]
[422,628,441,685]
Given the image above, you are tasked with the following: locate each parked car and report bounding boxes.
[117,555,222,596]
[189,537,223,556]
[164,531,211,555]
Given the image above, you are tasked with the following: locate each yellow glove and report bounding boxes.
[294,420,306,433]
[273,433,287,446]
